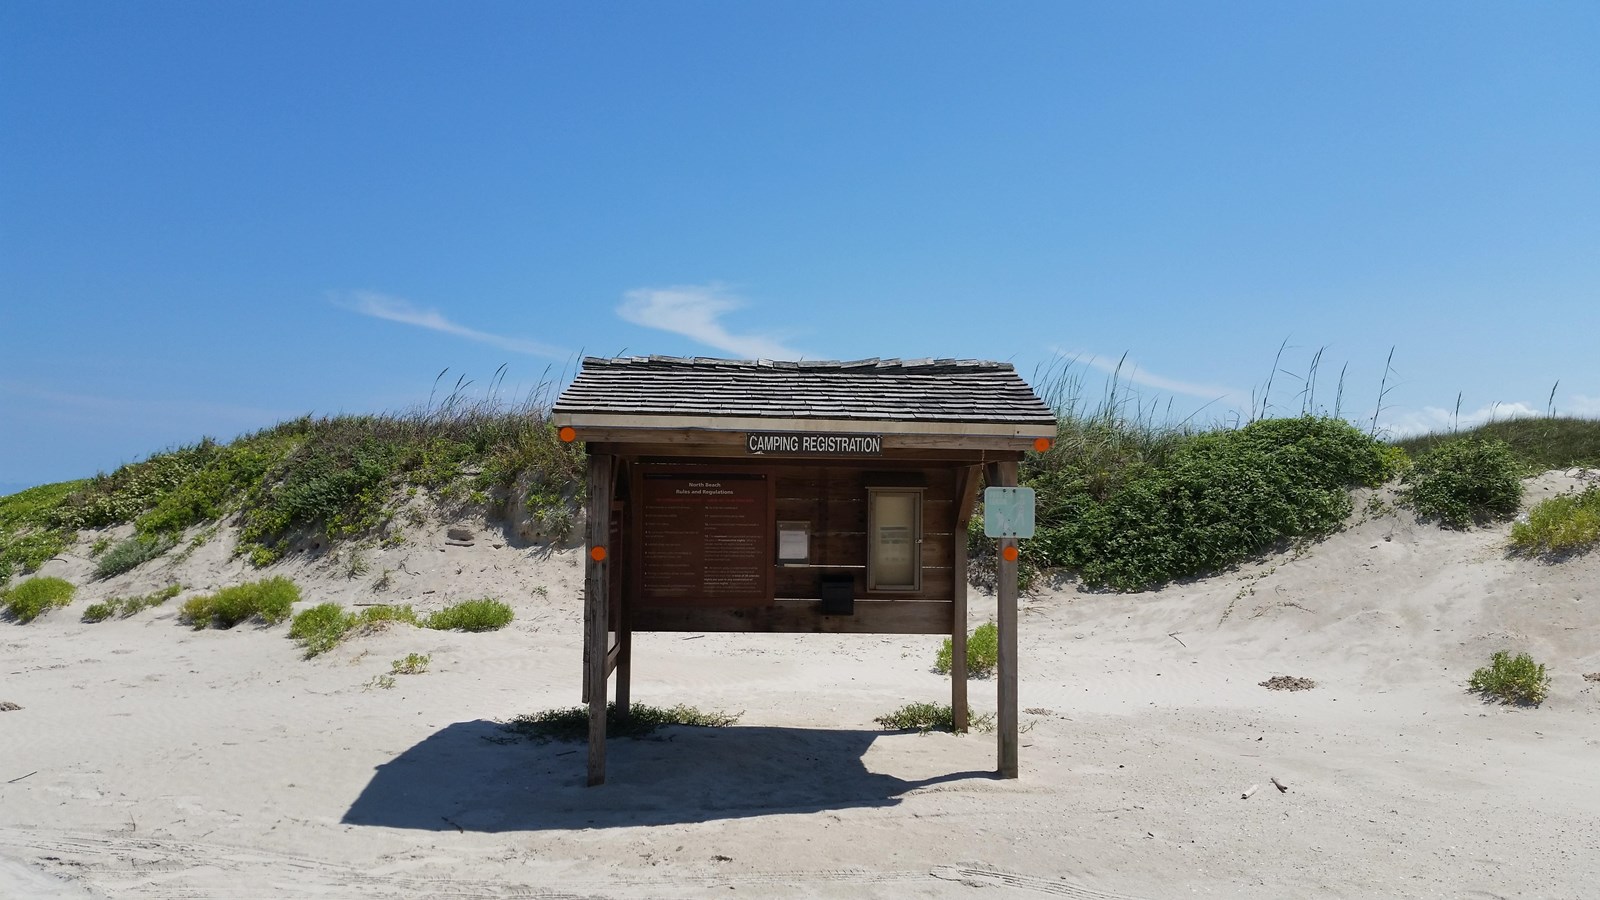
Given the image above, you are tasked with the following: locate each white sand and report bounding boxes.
[3,471,1597,898]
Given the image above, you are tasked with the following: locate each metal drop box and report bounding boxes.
[819,574,855,616]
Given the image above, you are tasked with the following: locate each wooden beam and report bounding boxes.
[952,470,971,732]
[584,453,615,787]
[630,600,953,634]
[605,639,620,677]
[553,413,1057,441]
[987,460,1019,779]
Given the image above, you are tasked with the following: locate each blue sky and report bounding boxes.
[3,2,1597,493]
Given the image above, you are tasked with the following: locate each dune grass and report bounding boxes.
[181,576,299,629]
[289,602,419,657]
[1395,417,1600,472]
[422,597,513,632]
[1511,485,1600,557]
[501,702,741,742]
[935,621,999,677]
[2,576,76,623]
[93,533,178,580]
[81,584,183,623]
[874,701,994,734]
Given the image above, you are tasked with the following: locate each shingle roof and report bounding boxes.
[554,356,1057,426]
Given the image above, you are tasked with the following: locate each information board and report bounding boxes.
[983,486,1037,538]
[641,473,770,605]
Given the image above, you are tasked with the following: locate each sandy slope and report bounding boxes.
[2,472,1597,899]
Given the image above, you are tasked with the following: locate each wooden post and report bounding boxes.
[584,453,614,787]
[951,465,981,732]
[987,460,1019,779]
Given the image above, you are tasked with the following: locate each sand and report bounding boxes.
[2,471,1597,899]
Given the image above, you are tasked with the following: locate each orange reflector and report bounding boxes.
[589,546,607,561]
[1033,437,1053,452]
[1002,545,1019,562]
[558,426,577,443]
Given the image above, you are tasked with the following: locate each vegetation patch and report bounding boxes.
[289,602,418,657]
[935,621,1000,677]
[1510,485,1600,557]
[2,576,76,623]
[1468,651,1550,706]
[1395,417,1600,472]
[1400,438,1524,528]
[502,702,741,742]
[181,576,299,629]
[423,598,512,632]
[93,533,177,580]
[874,701,994,734]
[0,481,84,583]
[1260,675,1317,691]
[1024,415,1399,590]
[391,652,431,674]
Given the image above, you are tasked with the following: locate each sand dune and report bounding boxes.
[2,471,1597,898]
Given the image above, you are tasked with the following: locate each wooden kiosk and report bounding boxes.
[551,357,1057,786]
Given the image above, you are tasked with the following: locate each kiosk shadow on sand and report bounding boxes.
[342,721,990,833]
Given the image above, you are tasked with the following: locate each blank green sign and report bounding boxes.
[983,486,1036,538]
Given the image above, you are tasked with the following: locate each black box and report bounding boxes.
[819,575,855,616]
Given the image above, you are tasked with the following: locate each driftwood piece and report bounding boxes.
[1241,783,1260,800]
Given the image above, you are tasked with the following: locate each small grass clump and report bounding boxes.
[1468,651,1550,706]
[391,652,431,674]
[288,602,418,657]
[874,701,995,734]
[1510,485,1600,557]
[502,702,741,742]
[2,576,76,623]
[423,598,512,632]
[935,621,1000,677]
[181,576,299,629]
[93,533,177,580]
[1400,438,1524,528]
[88,586,183,622]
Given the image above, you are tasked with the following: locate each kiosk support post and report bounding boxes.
[987,460,1020,778]
[584,453,615,786]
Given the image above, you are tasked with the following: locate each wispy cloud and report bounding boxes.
[617,284,805,359]
[1052,348,1248,405]
[334,291,566,358]
[0,380,291,431]
[1564,393,1600,417]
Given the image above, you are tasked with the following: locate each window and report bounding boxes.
[868,488,923,591]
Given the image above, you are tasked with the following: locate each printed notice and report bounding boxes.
[641,473,769,605]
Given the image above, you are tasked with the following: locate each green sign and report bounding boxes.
[983,486,1036,538]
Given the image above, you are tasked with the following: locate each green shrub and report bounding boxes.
[1401,438,1524,528]
[935,621,1000,676]
[1468,651,1550,706]
[501,702,740,742]
[874,701,994,734]
[1028,416,1393,590]
[82,599,121,622]
[1510,485,1600,556]
[182,576,299,629]
[93,533,176,580]
[289,602,418,657]
[423,598,512,632]
[3,576,76,623]
[289,602,353,656]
